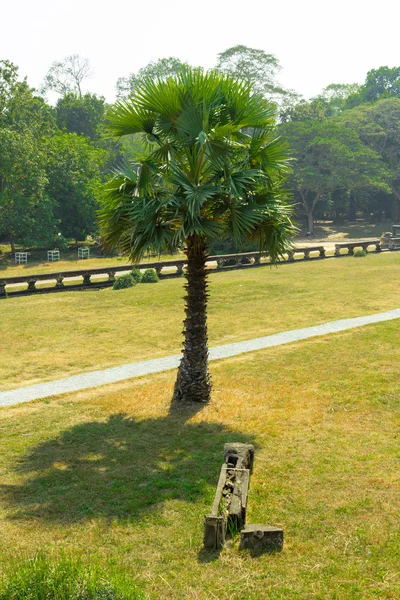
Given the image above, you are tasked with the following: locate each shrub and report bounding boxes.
[354,249,367,257]
[113,274,135,290]
[53,234,69,252]
[131,269,142,283]
[0,553,145,600]
[141,268,159,283]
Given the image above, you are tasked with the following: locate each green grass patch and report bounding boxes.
[0,552,144,599]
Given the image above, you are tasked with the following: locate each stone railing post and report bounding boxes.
[253,255,260,264]
[27,278,37,292]
[108,271,115,283]
[0,282,6,297]
[303,249,310,260]
[216,258,224,269]
[83,273,91,286]
[55,275,64,288]
[375,242,381,252]
[287,251,295,262]
[176,264,183,276]
[334,246,341,257]
[348,245,354,256]
[319,248,326,258]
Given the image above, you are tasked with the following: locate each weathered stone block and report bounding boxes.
[240,524,284,553]
[203,515,225,550]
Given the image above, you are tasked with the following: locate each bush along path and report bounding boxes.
[1,308,399,408]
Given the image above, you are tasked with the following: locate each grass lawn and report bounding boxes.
[312,221,389,241]
[1,252,400,392]
[0,321,399,599]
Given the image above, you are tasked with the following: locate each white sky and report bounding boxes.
[1,0,400,102]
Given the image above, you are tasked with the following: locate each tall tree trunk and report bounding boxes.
[307,210,314,234]
[392,191,400,222]
[349,192,356,221]
[8,231,15,254]
[173,235,211,404]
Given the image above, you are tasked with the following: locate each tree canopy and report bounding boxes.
[0,61,105,250]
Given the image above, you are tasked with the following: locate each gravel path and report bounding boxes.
[1,308,399,408]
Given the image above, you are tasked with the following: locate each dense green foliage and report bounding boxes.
[280,118,390,231]
[278,69,400,230]
[46,132,105,241]
[0,61,120,250]
[55,92,105,140]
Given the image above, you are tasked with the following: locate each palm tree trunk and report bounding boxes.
[172,235,211,404]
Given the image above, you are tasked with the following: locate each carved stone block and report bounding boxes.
[240,524,284,553]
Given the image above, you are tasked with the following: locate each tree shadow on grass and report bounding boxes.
[0,412,255,525]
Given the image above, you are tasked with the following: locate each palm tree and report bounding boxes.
[99,68,296,405]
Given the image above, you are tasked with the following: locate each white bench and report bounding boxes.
[15,252,28,264]
[78,247,90,259]
[47,250,60,262]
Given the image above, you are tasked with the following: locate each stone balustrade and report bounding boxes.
[287,246,325,261]
[0,260,186,298]
[0,241,388,299]
[334,240,381,256]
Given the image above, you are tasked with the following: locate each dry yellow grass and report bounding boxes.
[0,321,399,599]
[1,251,400,392]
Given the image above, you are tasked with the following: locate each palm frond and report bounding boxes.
[100,67,295,259]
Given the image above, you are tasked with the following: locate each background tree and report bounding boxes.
[281,119,389,232]
[0,60,54,136]
[318,83,361,112]
[216,45,298,105]
[280,98,332,123]
[279,83,361,123]
[46,132,105,241]
[54,91,125,174]
[55,92,105,140]
[100,69,296,404]
[0,129,54,251]
[116,57,189,98]
[0,61,57,250]
[340,98,400,219]
[346,66,400,107]
[43,54,92,98]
